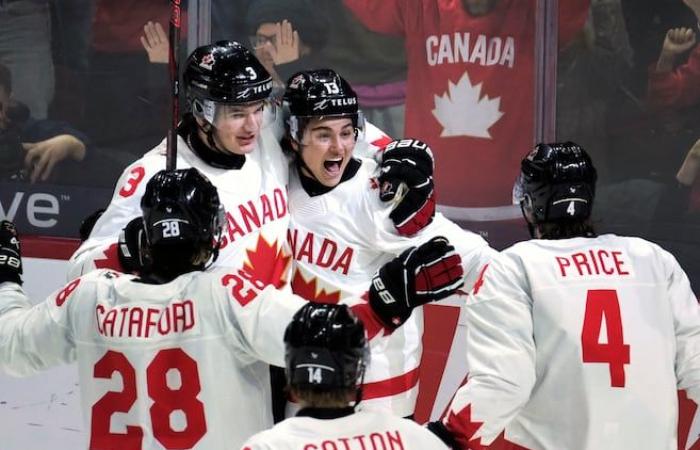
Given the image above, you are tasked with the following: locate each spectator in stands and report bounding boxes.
[342,0,589,245]
[245,0,408,138]
[84,1,171,166]
[245,1,328,94]
[0,63,89,184]
[0,0,54,119]
[648,1,700,110]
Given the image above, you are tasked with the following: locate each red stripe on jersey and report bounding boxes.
[362,367,420,400]
[414,304,461,423]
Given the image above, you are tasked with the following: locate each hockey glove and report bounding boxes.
[0,220,23,285]
[117,217,146,274]
[427,421,460,450]
[378,139,436,236]
[369,236,464,329]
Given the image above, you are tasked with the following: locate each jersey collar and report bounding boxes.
[179,114,247,170]
[296,406,355,420]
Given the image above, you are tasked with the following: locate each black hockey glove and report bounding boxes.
[427,420,461,450]
[0,220,23,285]
[378,139,436,236]
[117,217,146,274]
[369,236,464,329]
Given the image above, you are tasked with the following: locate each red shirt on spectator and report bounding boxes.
[648,44,700,110]
[343,0,589,214]
[91,0,172,53]
[648,45,700,213]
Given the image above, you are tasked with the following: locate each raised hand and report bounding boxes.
[662,27,696,56]
[270,20,301,65]
[140,20,169,64]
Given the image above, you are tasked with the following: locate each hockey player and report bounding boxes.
[240,302,450,450]
[69,40,430,283]
[283,69,496,417]
[68,40,291,282]
[429,142,700,449]
[0,168,464,449]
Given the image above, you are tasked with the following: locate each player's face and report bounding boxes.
[461,0,499,16]
[211,101,265,155]
[298,117,356,187]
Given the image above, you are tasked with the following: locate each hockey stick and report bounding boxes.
[166,0,182,171]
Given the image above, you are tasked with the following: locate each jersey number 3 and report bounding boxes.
[581,289,630,387]
[90,348,206,449]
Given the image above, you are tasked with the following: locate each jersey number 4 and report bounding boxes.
[90,348,206,449]
[581,289,630,387]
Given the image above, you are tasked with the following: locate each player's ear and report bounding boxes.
[290,139,300,153]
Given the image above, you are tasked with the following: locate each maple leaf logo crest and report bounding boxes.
[432,71,504,139]
[243,235,291,288]
[445,393,532,450]
[291,269,341,304]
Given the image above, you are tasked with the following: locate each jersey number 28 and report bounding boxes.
[90,348,206,449]
[581,289,630,387]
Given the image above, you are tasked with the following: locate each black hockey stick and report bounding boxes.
[166,0,182,171]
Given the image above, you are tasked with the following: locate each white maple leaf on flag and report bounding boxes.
[432,71,504,138]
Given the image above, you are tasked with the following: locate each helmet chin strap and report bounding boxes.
[295,141,325,185]
[201,122,230,155]
[520,202,538,239]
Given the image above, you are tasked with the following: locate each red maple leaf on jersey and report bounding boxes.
[94,243,122,271]
[445,403,487,450]
[291,269,341,304]
[243,235,291,288]
[445,398,532,450]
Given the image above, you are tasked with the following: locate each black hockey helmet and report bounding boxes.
[283,69,364,142]
[140,169,224,277]
[284,303,368,392]
[183,40,272,124]
[517,142,597,224]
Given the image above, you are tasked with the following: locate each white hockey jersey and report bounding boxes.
[68,120,390,284]
[240,409,449,449]
[0,268,390,450]
[287,157,495,416]
[444,234,700,450]
[68,127,292,286]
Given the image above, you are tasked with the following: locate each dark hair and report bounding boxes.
[289,386,355,407]
[0,63,11,93]
[537,220,597,240]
